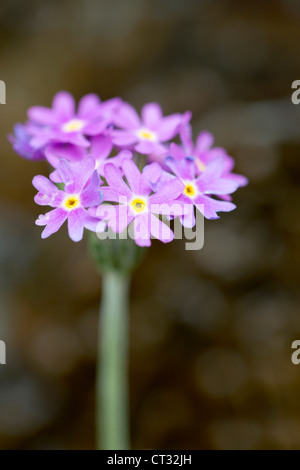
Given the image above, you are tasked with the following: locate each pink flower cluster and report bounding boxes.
[9,91,247,245]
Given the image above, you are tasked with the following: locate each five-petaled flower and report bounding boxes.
[90,160,185,246]
[179,124,248,190]
[33,157,104,241]
[27,91,121,149]
[165,156,240,227]
[112,102,185,156]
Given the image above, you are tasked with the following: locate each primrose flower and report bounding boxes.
[165,156,240,227]
[27,91,122,149]
[89,160,184,247]
[33,157,104,242]
[112,102,185,156]
[179,124,248,188]
[8,123,45,161]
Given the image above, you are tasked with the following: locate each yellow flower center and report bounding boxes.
[63,119,84,133]
[183,182,197,198]
[64,195,80,210]
[130,197,147,213]
[137,128,157,141]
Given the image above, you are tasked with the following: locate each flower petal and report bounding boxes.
[122,159,141,194]
[165,156,196,181]
[179,115,193,153]
[226,172,248,187]
[32,175,60,194]
[55,131,90,147]
[197,176,240,195]
[195,130,214,152]
[114,102,141,129]
[81,170,102,207]
[195,195,236,219]
[111,129,138,146]
[55,159,76,188]
[37,208,68,238]
[63,157,95,193]
[83,121,108,136]
[108,205,134,233]
[156,114,182,141]
[149,213,174,243]
[52,91,76,121]
[82,213,104,232]
[141,103,162,128]
[27,106,57,125]
[90,134,113,160]
[196,157,240,194]
[149,178,184,205]
[45,143,86,167]
[170,142,186,161]
[133,214,151,247]
[180,205,196,228]
[196,157,224,183]
[67,208,85,242]
[104,163,131,197]
[77,93,101,119]
[134,140,167,155]
[150,199,186,217]
[101,187,127,203]
[140,162,162,195]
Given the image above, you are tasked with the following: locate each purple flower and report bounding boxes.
[179,124,248,187]
[165,156,240,226]
[33,157,104,242]
[111,102,185,156]
[27,91,122,149]
[8,123,45,161]
[89,160,184,247]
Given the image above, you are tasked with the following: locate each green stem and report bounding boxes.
[97,270,130,450]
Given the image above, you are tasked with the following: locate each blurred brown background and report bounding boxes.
[0,0,300,450]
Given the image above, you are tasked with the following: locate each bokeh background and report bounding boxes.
[0,0,300,450]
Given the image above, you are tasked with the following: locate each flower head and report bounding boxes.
[33,157,103,241]
[112,102,186,156]
[165,156,240,227]
[90,160,184,246]
[9,91,248,246]
[179,124,248,188]
[27,91,122,149]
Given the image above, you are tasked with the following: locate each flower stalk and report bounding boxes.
[89,232,147,450]
[97,270,130,450]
